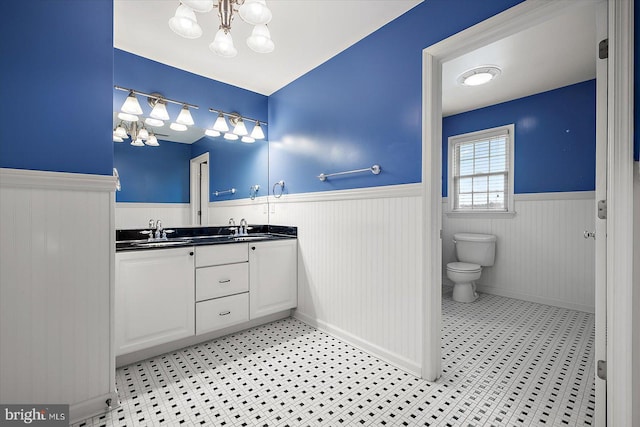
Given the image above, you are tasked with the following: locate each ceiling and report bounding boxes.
[442,1,598,116]
[114,0,423,96]
[113,0,599,142]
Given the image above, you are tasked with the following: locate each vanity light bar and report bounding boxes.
[208,108,267,126]
[114,86,199,110]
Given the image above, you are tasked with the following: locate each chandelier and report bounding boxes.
[169,0,274,58]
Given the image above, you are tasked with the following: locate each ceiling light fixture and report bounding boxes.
[209,108,267,140]
[458,65,502,87]
[169,0,274,58]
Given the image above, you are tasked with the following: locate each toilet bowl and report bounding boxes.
[446,262,482,302]
[446,233,496,303]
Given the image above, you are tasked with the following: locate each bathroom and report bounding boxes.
[0,0,637,426]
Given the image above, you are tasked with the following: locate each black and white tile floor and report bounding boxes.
[75,293,594,426]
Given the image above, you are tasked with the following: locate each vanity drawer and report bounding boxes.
[196,293,249,335]
[196,262,248,301]
[196,243,248,267]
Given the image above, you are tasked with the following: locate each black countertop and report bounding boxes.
[116,224,297,252]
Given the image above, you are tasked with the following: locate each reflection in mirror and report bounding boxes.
[113,115,269,229]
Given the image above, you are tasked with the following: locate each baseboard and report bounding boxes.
[293,311,422,377]
[476,285,595,313]
[70,390,119,425]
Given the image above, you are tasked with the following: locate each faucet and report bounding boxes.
[239,218,248,236]
[228,218,238,235]
[155,220,164,239]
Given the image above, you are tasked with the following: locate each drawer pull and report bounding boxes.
[219,311,231,316]
[218,279,231,284]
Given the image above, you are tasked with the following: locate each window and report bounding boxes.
[448,124,514,215]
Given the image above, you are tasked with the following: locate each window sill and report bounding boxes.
[445,210,517,219]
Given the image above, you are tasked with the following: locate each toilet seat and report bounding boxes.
[446,262,481,273]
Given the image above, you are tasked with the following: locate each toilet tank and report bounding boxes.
[454,233,496,266]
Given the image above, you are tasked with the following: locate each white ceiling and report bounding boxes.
[114,0,423,96]
[442,1,598,116]
[114,0,599,141]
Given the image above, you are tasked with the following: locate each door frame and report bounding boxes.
[420,0,634,424]
[190,152,210,226]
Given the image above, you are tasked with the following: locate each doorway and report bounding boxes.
[190,153,210,226]
[419,0,636,424]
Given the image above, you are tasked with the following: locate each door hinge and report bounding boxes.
[597,199,607,220]
[440,229,443,239]
[599,38,608,59]
[597,360,607,380]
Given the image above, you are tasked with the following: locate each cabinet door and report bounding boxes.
[249,239,297,319]
[115,248,195,355]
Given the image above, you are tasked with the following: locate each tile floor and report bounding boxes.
[75,293,595,426]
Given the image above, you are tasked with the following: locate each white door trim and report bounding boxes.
[422,1,634,423]
[190,152,210,226]
[605,0,634,425]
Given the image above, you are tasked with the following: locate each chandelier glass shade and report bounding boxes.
[169,0,274,58]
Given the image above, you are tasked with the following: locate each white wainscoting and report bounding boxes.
[0,168,118,423]
[208,196,269,226]
[442,192,596,313]
[270,184,423,375]
[115,203,191,229]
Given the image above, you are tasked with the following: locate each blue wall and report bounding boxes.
[442,80,596,196]
[114,140,192,203]
[268,0,524,195]
[1,0,113,175]
[113,50,269,203]
[635,0,639,162]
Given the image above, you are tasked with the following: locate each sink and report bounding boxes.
[133,240,192,248]
[233,235,272,241]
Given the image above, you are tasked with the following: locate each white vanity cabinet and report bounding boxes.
[115,247,195,356]
[249,239,298,319]
[195,243,249,334]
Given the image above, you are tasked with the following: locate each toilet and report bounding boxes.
[446,233,496,303]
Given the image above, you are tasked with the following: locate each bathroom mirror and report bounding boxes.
[113,113,269,228]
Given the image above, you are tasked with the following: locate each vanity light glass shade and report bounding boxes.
[213,113,230,132]
[131,138,145,146]
[170,122,188,131]
[205,129,221,137]
[232,118,248,136]
[145,117,164,127]
[250,122,265,139]
[150,100,170,121]
[145,134,159,146]
[138,127,149,140]
[224,132,239,140]
[241,136,255,143]
[114,125,128,139]
[247,25,274,53]
[169,4,203,39]
[239,0,272,25]
[176,105,195,126]
[113,135,124,143]
[181,0,213,13]
[209,29,238,58]
[117,112,138,122]
[121,91,143,115]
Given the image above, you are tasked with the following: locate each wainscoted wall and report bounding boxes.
[0,169,117,422]
[270,184,423,375]
[442,192,595,313]
[115,198,270,229]
[208,197,269,226]
[115,203,191,229]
